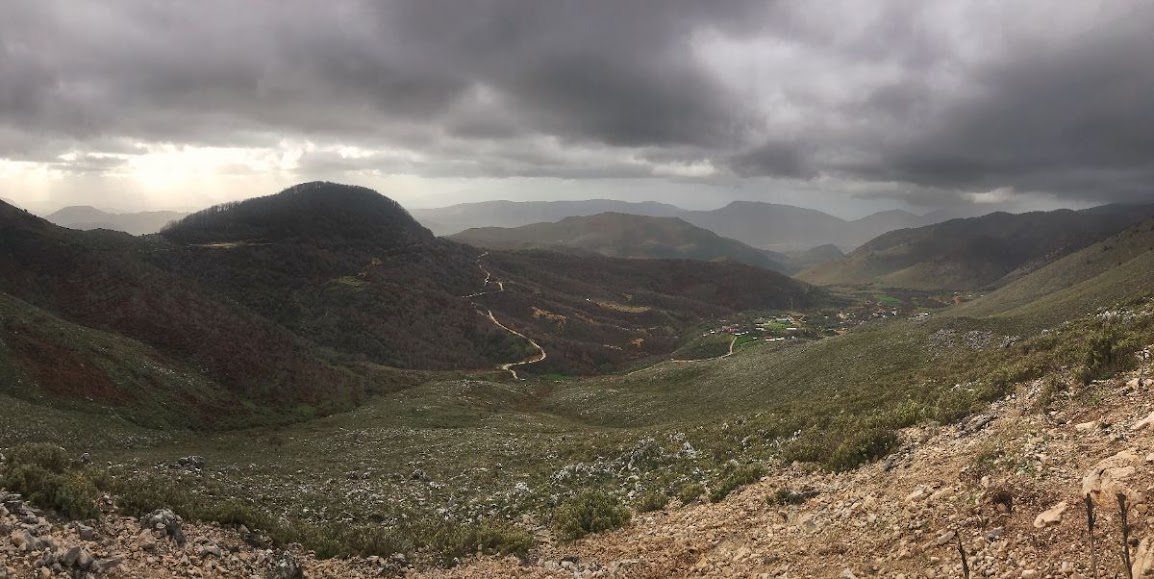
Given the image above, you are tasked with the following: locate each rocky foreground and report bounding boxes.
[6,360,1154,578]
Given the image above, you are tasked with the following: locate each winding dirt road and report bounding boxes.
[465,252,547,379]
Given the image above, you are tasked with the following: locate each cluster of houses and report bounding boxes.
[703,315,809,342]
[699,293,959,346]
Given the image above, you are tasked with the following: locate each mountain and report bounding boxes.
[950,217,1154,327]
[418,199,946,251]
[46,206,189,235]
[411,199,685,236]
[157,182,526,371]
[0,197,380,427]
[675,202,846,252]
[798,205,1154,291]
[0,183,824,425]
[848,208,925,234]
[778,244,845,270]
[680,203,941,251]
[158,183,822,376]
[448,212,792,272]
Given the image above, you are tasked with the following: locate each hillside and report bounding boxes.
[46,206,189,236]
[411,199,685,236]
[0,199,379,427]
[950,217,1154,327]
[156,182,526,371]
[154,183,823,377]
[798,205,1154,290]
[0,292,233,428]
[678,201,913,251]
[780,243,845,270]
[448,212,792,272]
[4,189,1154,573]
[4,270,1153,575]
[476,250,821,374]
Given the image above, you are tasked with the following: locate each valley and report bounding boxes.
[4,185,1154,578]
[3,5,1152,577]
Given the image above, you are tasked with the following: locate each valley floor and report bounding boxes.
[6,358,1154,578]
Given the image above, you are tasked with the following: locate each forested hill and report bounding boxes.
[162,181,433,246]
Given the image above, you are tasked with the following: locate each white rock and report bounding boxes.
[1132,411,1154,431]
[1033,501,1068,528]
[1083,450,1144,505]
[905,488,927,502]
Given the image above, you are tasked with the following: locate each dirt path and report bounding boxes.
[484,309,547,380]
[465,252,546,379]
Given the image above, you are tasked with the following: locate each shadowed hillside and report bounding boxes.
[449,212,795,272]
[479,250,822,374]
[949,217,1154,328]
[156,183,827,376]
[799,205,1154,290]
[157,182,525,370]
[0,199,380,426]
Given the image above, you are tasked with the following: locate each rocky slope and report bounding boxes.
[7,352,1154,577]
[418,353,1154,578]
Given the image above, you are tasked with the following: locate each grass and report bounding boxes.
[4,293,1154,566]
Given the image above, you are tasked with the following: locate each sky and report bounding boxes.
[1,0,1151,217]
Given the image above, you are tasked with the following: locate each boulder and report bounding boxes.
[1083,451,1144,506]
[140,509,186,546]
[1033,502,1068,528]
[267,550,305,579]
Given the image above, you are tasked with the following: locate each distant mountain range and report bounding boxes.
[448,212,821,273]
[415,199,952,251]
[409,200,685,237]
[45,206,189,236]
[798,204,1154,291]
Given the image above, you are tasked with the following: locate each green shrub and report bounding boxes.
[768,486,817,506]
[430,520,534,564]
[780,437,824,465]
[825,428,898,472]
[0,443,100,519]
[553,490,631,541]
[709,464,766,503]
[677,483,705,505]
[634,490,669,513]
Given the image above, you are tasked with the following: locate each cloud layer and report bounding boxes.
[1,0,1151,209]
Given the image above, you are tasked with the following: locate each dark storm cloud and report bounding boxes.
[1,0,1152,207]
[842,3,1154,204]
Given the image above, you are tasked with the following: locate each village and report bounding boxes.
[701,290,977,343]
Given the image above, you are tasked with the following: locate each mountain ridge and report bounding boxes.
[46,206,190,236]
[416,199,950,251]
[447,212,801,272]
[798,205,1154,290]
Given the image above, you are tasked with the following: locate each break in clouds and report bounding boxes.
[1,0,1152,211]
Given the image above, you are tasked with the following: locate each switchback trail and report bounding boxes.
[465,252,547,379]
